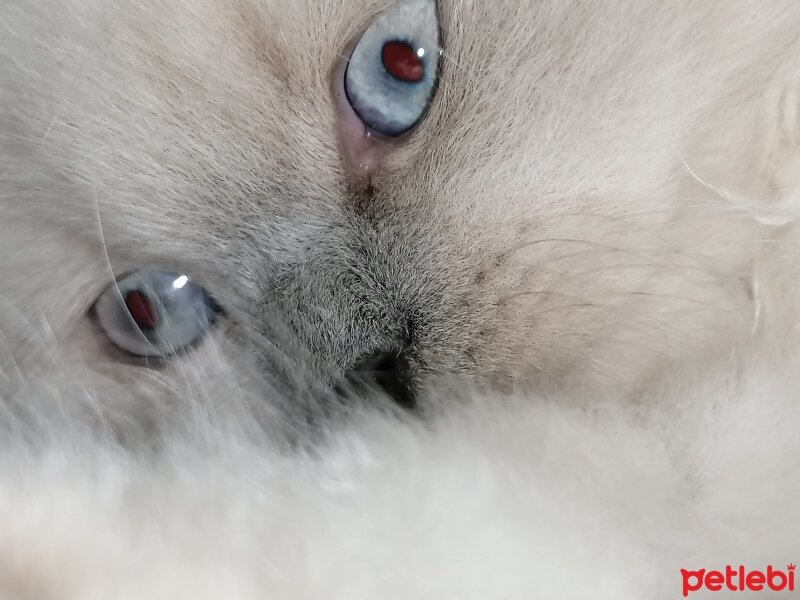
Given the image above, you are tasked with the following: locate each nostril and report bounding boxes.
[348,348,417,410]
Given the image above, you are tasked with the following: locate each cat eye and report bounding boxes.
[344,0,441,136]
[94,271,218,358]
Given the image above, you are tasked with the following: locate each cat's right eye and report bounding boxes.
[94,271,219,358]
[344,0,441,137]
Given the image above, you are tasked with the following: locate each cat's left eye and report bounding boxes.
[94,271,218,358]
[344,0,441,137]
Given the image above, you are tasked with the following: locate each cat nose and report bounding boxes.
[347,347,417,410]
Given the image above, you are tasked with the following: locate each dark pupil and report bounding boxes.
[125,290,159,331]
[381,41,425,83]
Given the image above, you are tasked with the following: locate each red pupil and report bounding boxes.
[382,41,424,83]
[125,290,158,331]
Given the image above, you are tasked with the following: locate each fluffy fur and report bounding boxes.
[1,0,799,597]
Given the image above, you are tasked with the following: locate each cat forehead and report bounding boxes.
[2,0,791,236]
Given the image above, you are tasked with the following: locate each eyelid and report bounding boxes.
[332,42,386,178]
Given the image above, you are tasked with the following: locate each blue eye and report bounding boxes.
[95,271,218,358]
[345,0,441,136]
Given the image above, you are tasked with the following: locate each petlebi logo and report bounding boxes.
[681,564,796,597]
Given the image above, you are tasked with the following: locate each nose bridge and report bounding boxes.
[338,259,417,359]
[334,218,421,350]
[265,217,423,378]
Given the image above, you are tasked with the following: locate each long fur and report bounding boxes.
[1,0,799,597]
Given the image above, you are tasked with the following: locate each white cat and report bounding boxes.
[1,0,799,597]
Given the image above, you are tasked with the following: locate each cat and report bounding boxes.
[0,0,799,597]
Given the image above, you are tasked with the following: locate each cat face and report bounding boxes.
[0,0,796,420]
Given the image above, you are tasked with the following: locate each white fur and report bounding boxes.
[1,0,800,597]
[2,348,799,598]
